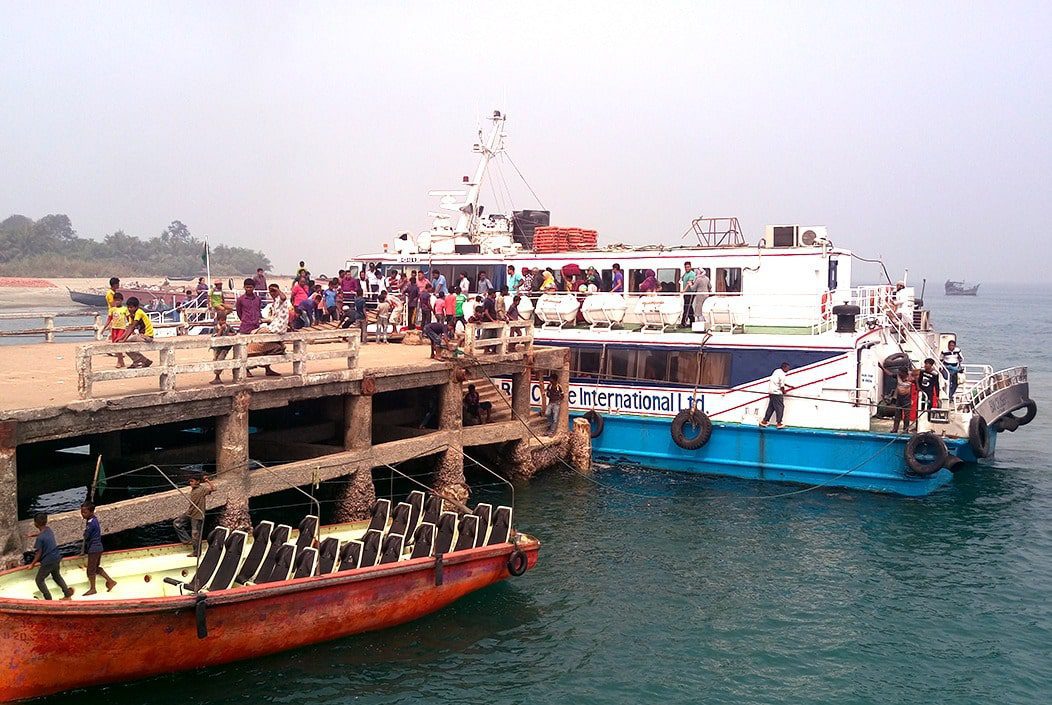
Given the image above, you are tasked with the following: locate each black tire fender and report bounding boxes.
[905,432,949,476]
[882,352,911,370]
[968,415,991,459]
[507,547,528,577]
[1018,399,1037,426]
[671,409,713,450]
[994,415,1020,432]
[582,410,604,439]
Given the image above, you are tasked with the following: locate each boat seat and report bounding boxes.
[359,529,383,568]
[472,503,493,548]
[422,494,444,526]
[187,526,229,591]
[293,546,319,579]
[407,490,426,537]
[253,524,292,583]
[294,515,319,559]
[410,522,436,559]
[379,533,405,564]
[338,540,363,572]
[235,520,273,585]
[260,543,296,583]
[486,506,513,545]
[368,499,392,532]
[434,511,458,555]
[389,502,413,537]
[317,537,340,575]
[207,530,248,591]
[453,514,480,553]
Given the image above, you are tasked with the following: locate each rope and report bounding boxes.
[502,151,546,210]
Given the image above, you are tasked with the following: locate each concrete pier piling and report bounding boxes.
[0,327,575,565]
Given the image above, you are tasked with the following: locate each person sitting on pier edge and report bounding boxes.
[246,283,288,377]
[759,362,791,429]
[80,502,116,595]
[210,310,238,384]
[101,290,129,369]
[941,340,963,399]
[544,373,564,436]
[174,473,214,557]
[424,320,451,359]
[236,278,263,334]
[916,358,940,410]
[891,369,914,434]
[122,297,154,368]
[463,384,492,425]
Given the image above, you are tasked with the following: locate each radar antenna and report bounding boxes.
[682,215,746,248]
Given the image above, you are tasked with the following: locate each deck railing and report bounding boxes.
[463,320,534,356]
[75,329,361,398]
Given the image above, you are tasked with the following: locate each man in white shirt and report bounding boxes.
[759,362,791,428]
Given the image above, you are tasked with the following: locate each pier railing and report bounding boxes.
[0,311,105,342]
[463,320,534,356]
[75,329,361,398]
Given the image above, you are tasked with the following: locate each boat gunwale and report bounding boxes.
[0,533,539,615]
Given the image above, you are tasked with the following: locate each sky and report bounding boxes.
[2,1,1050,283]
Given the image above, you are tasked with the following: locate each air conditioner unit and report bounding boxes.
[763,225,828,248]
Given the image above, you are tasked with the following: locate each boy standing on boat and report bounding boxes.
[941,340,963,399]
[916,358,940,410]
[28,513,74,600]
[759,362,791,429]
[679,262,696,327]
[80,502,116,595]
[173,473,214,557]
[891,370,914,434]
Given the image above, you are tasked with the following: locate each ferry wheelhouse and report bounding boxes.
[347,112,1037,496]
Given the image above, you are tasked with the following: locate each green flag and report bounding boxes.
[93,456,107,499]
[201,243,209,266]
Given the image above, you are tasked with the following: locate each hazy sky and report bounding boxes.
[2,2,1050,283]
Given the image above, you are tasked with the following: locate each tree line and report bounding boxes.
[0,214,272,277]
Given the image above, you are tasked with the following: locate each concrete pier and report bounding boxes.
[0,335,575,568]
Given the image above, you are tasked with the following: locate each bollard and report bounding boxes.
[570,417,593,474]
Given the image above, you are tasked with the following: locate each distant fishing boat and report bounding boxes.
[945,280,980,296]
[66,287,108,307]
[0,496,537,702]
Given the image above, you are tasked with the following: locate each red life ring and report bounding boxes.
[821,291,832,321]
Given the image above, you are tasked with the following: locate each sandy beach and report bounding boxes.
[0,275,265,310]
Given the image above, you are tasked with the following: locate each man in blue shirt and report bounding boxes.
[431,269,448,298]
[611,263,624,293]
[29,513,73,600]
[81,502,117,595]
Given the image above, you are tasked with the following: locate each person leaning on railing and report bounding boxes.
[122,297,155,368]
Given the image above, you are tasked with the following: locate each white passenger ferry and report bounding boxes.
[347,112,1036,496]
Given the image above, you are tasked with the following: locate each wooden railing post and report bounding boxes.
[158,345,176,392]
[232,342,247,383]
[293,339,306,376]
[44,316,54,343]
[76,345,93,399]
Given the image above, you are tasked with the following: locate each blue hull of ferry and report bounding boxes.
[580,414,993,497]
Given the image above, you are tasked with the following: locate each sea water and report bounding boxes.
[26,284,1052,705]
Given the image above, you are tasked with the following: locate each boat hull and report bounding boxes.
[0,540,538,702]
[582,413,992,496]
[67,288,108,307]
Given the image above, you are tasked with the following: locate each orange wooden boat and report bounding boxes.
[0,495,538,702]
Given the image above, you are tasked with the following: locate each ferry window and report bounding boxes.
[628,269,652,293]
[656,269,680,293]
[699,352,732,387]
[668,352,700,385]
[638,349,669,380]
[828,258,838,291]
[605,348,637,380]
[715,267,742,293]
[600,269,614,291]
[572,347,603,378]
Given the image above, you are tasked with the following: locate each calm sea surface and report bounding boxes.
[17,285,1052,705]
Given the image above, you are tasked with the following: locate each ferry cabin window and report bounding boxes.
[571,347,603,378]
[638,349,669,380]
[827,258,838,291]
[715,267,743,293]
[606,348,635,380]
[656,268,680,293]
[667,351,731,387]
